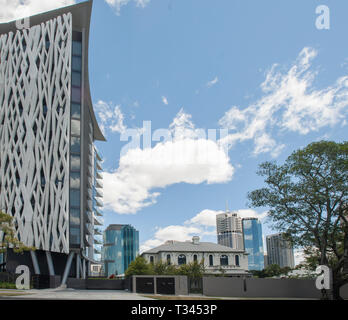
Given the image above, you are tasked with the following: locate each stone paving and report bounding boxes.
[0,288,154,300]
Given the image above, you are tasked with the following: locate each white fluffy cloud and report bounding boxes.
[219,47,348,157]
[206,76,219,88]
[140,225,202,253]
[0,0,76,22]
[103,109,234,214]
[94,100,126,135]
[105,0,150,15]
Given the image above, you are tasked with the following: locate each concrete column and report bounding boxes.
[45,251,55,276]
[61,252,75,286]
[30,251,40,275]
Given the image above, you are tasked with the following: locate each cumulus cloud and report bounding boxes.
[103,109,234,214]
[105,0,150,15]
[162,96,169,105]
[140,225,202,253]
[94,100,126,135]
[219,47,348,157]
[206,76,219,88]
[0,0,76,22]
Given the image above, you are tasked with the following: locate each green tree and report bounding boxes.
[125,256,153,277]
[248,141,348,299]
[0,212,35,270]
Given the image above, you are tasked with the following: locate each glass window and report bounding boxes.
[71,103,81,119]
[72,41,82,56]
[71,136,80,154]
[209,255,214,266]
[72,56,82,71]
[72,71,81,87]
[71,87,81,103]
[71,119,80,136]
[193,255,198,262]
[166,254,171,265]
[150,256,154,264]
[70,189,80,207]
[70,207,80,226]
[71,155,81,171]
[178,254,186,265]
[70,227,80,245]
[220,255,229,266]
[235,255,240,266]
[70,172,80,189]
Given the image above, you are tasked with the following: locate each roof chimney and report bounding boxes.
[192,236,200,244]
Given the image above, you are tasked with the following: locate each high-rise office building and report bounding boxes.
[216,211,244,251]
[0,1,105,286]
[242,218,264,271]
[103,224,139,277]
[266,233,295,268]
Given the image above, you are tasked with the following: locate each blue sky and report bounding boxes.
[3,0,348,263]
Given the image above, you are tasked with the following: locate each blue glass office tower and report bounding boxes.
[103,224,139,277]
[242,218,264,271]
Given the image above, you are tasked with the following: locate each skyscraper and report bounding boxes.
[266,233,295,268]
[242,218,264,271]
[216,211,244,251]
[0,1,105,286]
[103,224,139,277]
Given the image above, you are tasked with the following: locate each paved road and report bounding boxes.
[0,288,154,300]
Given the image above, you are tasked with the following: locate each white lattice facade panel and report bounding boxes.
[0,14,72,254]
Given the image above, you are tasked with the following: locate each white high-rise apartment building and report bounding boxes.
[216,211,244,251]
[0,1,105,286]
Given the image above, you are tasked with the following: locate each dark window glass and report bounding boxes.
[178,254,186,265]
[166,254,171,265]
[71,119,80,136]
[235,255,240,266]
[72,41,82,56]
[193,255,198,262]
[71,87,81,103]
[70,172,80,189]
[72,71,81,87]
[209,255,214,266]
[70,189,80,207]
[150,256,154,264]
[72,56,82,71]
[71,155,81,171]
[70,227,80,245]
[71,103,81,119]
[220,255,229,266]
[70,207,80,226]
[71,136,80,154]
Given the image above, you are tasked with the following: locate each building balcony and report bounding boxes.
[94,209,103,217]
[95,198,103,207]
[95,151,102,162]
[94,215,103,226]
[96,161,102,171]
[96,171,103,180]
[94,238,103,245]
[96,180,103,189]
[94,228,102,236]
[95,189,103,198]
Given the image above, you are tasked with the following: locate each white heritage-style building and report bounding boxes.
[142,236,249,276]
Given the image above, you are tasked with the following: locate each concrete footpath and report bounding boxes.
[0,288,154,300]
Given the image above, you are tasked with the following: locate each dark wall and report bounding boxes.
[203,277,323,299]
[6,249,74,278]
